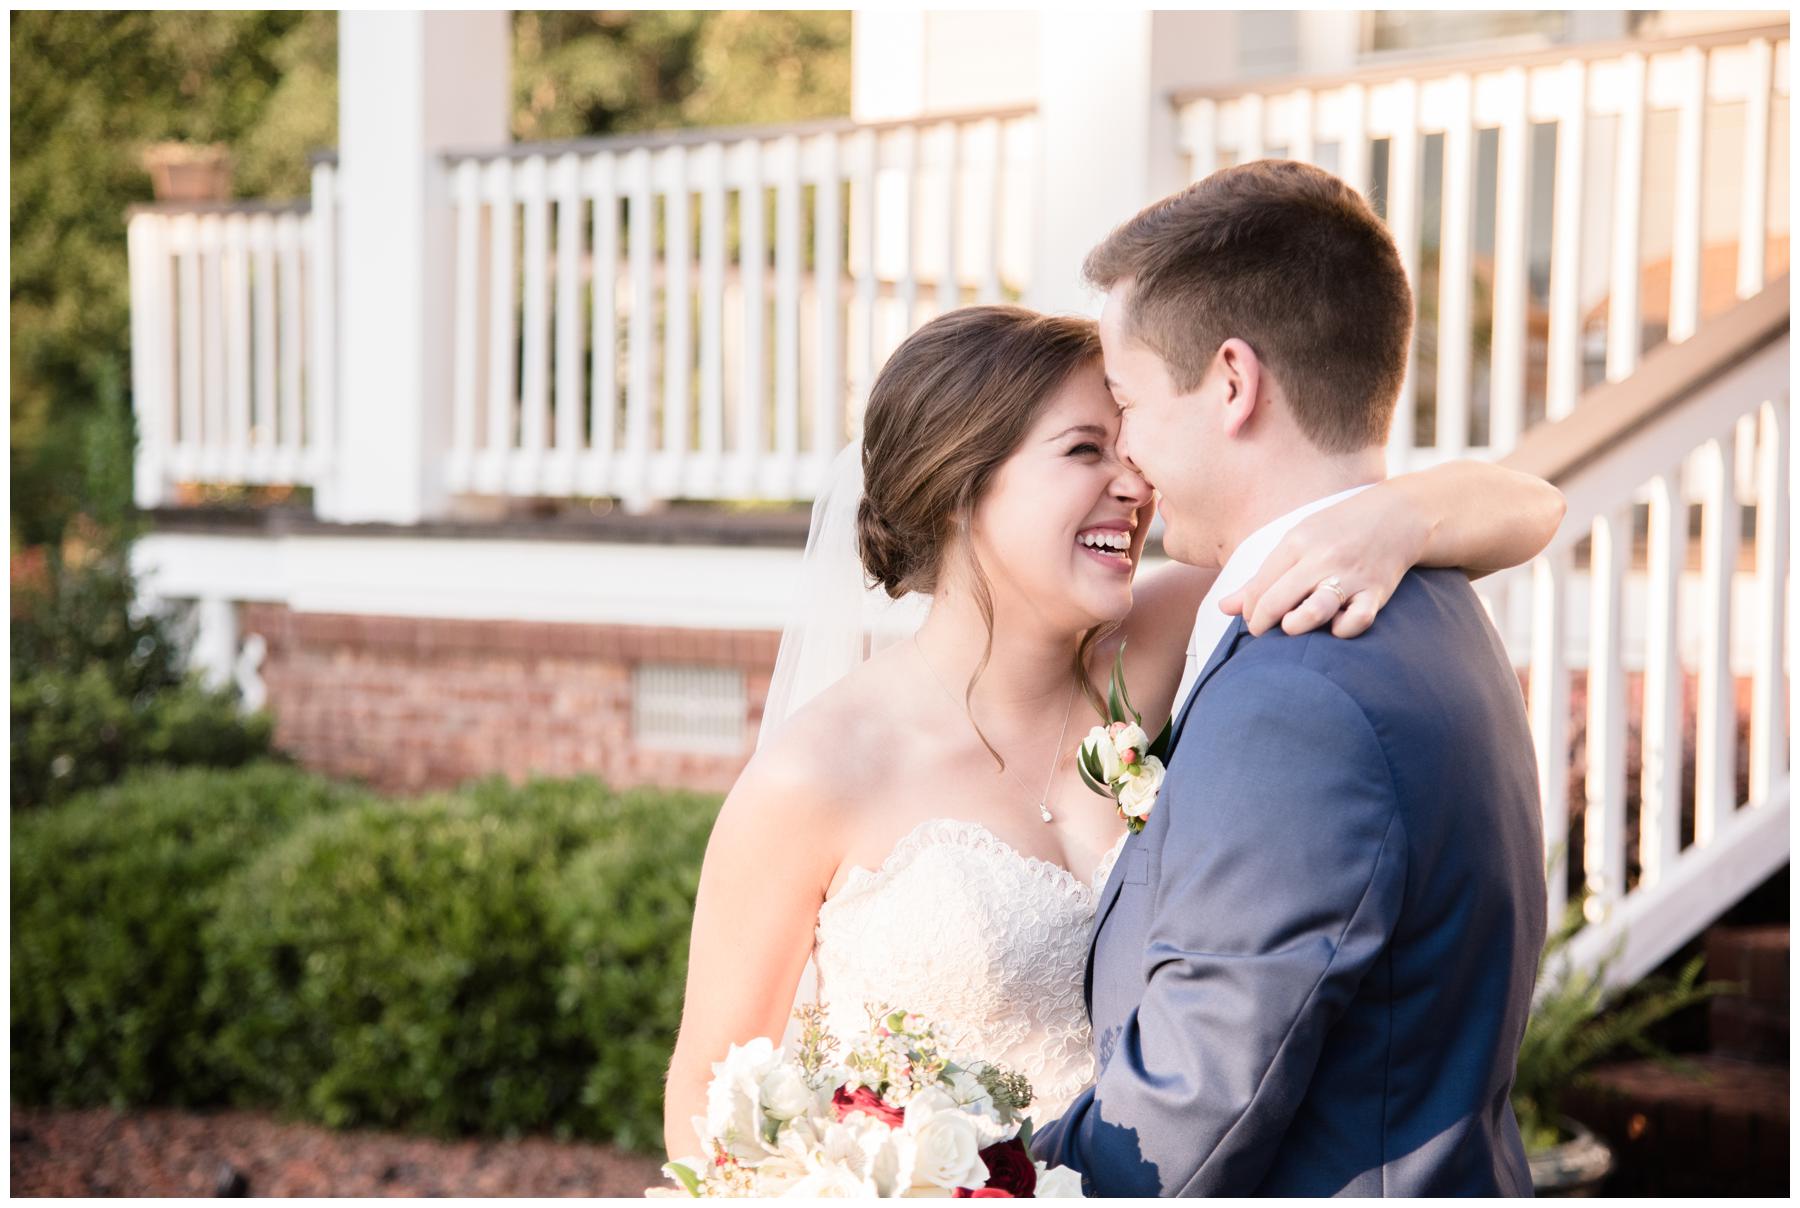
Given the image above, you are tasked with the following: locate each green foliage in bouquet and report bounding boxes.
[1512,894,1740,1153]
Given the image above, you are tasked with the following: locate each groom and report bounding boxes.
[1030,160,1547,1196]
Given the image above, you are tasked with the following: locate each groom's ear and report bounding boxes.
[1215,338,1262,440]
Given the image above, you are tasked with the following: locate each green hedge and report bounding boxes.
[11,761,720,1150]
[10,761,366,1105]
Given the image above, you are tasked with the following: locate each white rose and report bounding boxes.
[783,1165,880,1197]
[706,1038,781,1161]
[859,1124,918,1196]
[1116,755,1165,819]
[941,1068,1016,1146]
[1034,1162,1088,1198]
[758,1063,815,1122]
[904,1098,988,1191]
[1082,726,1123,782]
[1112,723,1149,760]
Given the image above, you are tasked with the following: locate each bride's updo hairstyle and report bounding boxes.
[856,305,1113,767]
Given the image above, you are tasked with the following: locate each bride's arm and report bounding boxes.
[663,746,841,1159]
[1221,458,1566,638]
[1111,461,1563,725]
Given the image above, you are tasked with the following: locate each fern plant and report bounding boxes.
[1512,893,1741,1152]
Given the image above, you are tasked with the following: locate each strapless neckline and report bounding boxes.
[819,816,1129,922]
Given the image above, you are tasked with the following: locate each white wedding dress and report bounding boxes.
[809,817,1129,1122]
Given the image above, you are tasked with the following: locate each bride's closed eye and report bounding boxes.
[1068,442,1105,457]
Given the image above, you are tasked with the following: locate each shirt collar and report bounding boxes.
[1199,481,1382,633]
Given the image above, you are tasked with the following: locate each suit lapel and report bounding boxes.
[1083,616,1251,1017]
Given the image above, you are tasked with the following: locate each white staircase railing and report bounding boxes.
[1501,283,1789,990]
[1175,23,1790,476]
[126,162,338,508]
[442,109,1036,509]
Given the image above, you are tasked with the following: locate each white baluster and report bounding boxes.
[1239,92,1266,160]
[1695,432,1740,844]
[936,120,961,314]
[663,145,693,498]
[518,155,552,494]
[552,152,584,492]
[586,153,619,494]
[1546,59,1587,422]
[774,134,802,496]
[484,157,516,493]
[814,131,845,478]
[450,158,481,490]
[1640,467,1685,888]
[175,215,202,479]
[1668,46,1708,344]
[1490,66,1531,454]
[1737,38,1773,299]
[1530,551,1570,922]
[201,215,227,479]
[1338,83,1369,198]
[975,118,1004,304]
[1435,73,1474,461]
[223,214,251,481]
[1750,400,1787,804]
[252,215,276,474]
[1605,52,1646,382]
[895,123,920,334]
[624,146,655,512]
[1385,79,1422,467]
[1584,505,1630,920]
[698,142,727,489]
[736,139,766,495]
[1287,88,1315,164]
[853,129,879,406]
[276,214,304,483]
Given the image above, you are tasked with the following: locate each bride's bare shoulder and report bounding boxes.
[721,651,910,841]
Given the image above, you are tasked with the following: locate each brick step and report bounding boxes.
[1710,995,1788,1065]
[1564,1055,1789,1197]
[1705,923,1789,1006]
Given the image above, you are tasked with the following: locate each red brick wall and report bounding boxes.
[239,604,779,796]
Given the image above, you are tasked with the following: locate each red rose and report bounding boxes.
[971,1139,1037,1197]
[952,1190,1014,1198]
[831,1085,903,1128]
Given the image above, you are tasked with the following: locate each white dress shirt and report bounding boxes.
[1169,483,1379,722]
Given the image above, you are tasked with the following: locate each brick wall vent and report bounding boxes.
[632,663,748,754]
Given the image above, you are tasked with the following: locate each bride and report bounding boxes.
[662,305,1563,1156]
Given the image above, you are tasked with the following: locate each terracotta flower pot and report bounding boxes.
[141,142,233,203]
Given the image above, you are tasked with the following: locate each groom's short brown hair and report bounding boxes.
[1084,159,1413,454]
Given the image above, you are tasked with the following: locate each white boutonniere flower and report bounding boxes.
[1076,643,1172,835]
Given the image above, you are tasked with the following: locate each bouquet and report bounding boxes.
[1076,643,1172,834]
[653,1005,1085,1197]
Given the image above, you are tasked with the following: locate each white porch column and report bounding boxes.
[1026,12,1238,315]
[319,11,510,523]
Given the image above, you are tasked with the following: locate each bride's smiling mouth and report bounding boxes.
[1076,525,1134,572]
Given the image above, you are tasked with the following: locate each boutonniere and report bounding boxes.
[1076,643,1173,834]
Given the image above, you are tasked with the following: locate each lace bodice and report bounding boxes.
[811,818,1127,1123]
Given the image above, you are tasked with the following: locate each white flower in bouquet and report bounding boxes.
[903,1088,990,1192]
[1035,1162,1087,1197]
[706,1037,782,1161]
[1116,755,1166,820]
[759,1062,818,1122]
[787,1165,881,1197]
[1081,725,1124,782]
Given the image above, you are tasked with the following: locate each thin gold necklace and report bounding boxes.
[912,635,1076,824]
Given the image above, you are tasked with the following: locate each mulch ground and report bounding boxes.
[10,1103,671,1197]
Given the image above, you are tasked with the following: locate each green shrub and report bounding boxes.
[199,775,688,1140]
[10,760,365,1106]
[548,785,721,1150]
[11,551,274,810]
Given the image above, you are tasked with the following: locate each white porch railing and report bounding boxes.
[443,109,1036,508]
[127,162,338,507]
[1500,283,1789,991]
[1176,24,1790,476]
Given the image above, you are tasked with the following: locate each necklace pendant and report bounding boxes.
[1039,802,1054,823]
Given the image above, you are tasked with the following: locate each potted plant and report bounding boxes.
[1514,893,1740,1196]
[140,141,233,203]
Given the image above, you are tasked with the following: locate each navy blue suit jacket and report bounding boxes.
[1032,568,1546,1196]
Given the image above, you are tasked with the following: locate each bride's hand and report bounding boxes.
[1217,486,1427,639]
